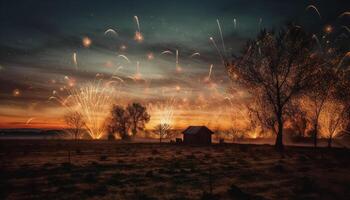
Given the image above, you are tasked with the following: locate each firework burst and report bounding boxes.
[50,81,117,139]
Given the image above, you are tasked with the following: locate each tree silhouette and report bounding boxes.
[154,123,171,143]
[109,105,131,140]
[226,25,323,151]
[64,111,85,140]
[127,103,150,137]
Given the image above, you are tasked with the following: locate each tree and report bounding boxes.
[64,111,85,140]
[108,105,131,140]
[319,100,348,148]
[286,101,309,138]
[127,103,150,137]
[226,25,323,151]
[154,123,171,143]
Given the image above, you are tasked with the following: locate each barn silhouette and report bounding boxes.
[182,126,213,145]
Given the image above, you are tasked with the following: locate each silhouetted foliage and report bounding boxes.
[226,25,325,151]
[127,103,150,136]
[64,111,85,140]
[108,105,132,140]
[107,103,150,140]
[154,123,171,143]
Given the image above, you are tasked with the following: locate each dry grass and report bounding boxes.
[0,140,349,199]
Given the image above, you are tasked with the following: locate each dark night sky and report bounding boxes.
[0,0,349,128]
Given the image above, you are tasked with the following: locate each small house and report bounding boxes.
[182,126,213,145]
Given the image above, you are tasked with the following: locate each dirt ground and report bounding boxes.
[0,140,349,200]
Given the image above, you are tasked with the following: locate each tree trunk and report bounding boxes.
[313,123,318,148]
[327,137,332,148]
[275,117,284,151]
[159,136,162,143]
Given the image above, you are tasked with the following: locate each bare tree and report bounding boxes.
[286,100,310,138]
[319,101,348,148]
[226,25,323,151]
[154,123,171,143]
[64,111,85,140]
[127,103,150,137]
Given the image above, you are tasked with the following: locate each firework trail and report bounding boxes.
[209,37,224,63]
[176,49,182,72]
[160,50,173,55]
[342,26,350,34]
[216,19,226,56]
[305,5,322,19]
[312,34,322,51]
[190,52,200,58]
[134,16,143,42]
[149,97,176,128]
[50,81,117,139]
[208,64,213,80]
[336,51,350,71]
[26,117,35,125]
[338,12,350,18]
[134,16,141,32]
[72,52,78,69]
[117,54,131,63]
[104,28,118,36]
[233,18,237,30]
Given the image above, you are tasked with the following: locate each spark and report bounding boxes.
[336,51,350,71]
[312,34,322,51]
[208,64,213,80]
[117,54,131,63]
[134,31,144,42]
[134,16,143,42]
[82,36,92,48]
[338,12,350,18]
[305,5,322,19]
[104,28,118,36]
[149,97,176,129]
[120,45,127,51]
[13,89,20,97]
[72,52,78,69]
[216,19,226,56]
[51,81,117,139]
[160,50,173,55]
[26,117,35,125]
[209,37,224,63]
[324,25,333,34]
[134,16,141,32]
[147,52,154,60]
[190,52,200,58]
[176,49,182,72]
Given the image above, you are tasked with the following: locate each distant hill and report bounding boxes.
[0,129,66,139]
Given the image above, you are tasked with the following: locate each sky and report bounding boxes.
[0,0,349,130]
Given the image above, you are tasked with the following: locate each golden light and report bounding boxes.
[175,85,181,91]
[147,52,154,60]
[104,60,113,68]
[324,25,332,34]
[120,45,127,51]
[134,31,143,42]
[82,36,92,47]
[13,89,20,97]
[176,66,182,73]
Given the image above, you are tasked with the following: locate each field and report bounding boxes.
[1,140,350,200]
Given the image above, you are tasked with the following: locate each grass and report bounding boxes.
[0,140,349,199]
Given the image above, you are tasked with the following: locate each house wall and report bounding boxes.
[183,132,211,145]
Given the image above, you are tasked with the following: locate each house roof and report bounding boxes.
[182,126,213,134]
